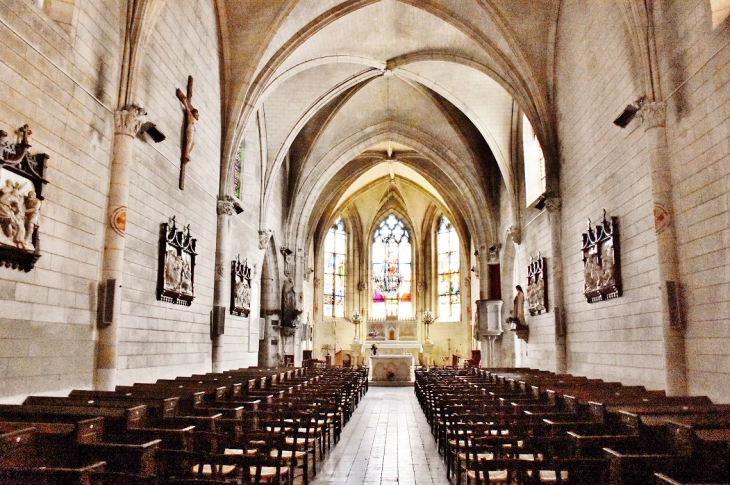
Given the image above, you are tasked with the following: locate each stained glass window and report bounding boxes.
[233,143,243,199]
[323,217,346,317]
[372,214,411,319]
[437,216,460,318]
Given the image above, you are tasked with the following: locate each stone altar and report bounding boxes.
[369,355,414,386]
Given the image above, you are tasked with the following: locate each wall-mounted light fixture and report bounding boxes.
[140,121,166,143]
[613,97,645,128]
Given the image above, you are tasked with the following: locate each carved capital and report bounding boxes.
[638,102,666,129]
[544,197,562,212]
[114,106,146,137]
[258,229,272,250]
[217,196,235,216]
[506,225,521,245]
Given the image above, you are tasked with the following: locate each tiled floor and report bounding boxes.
[312,386,450,485]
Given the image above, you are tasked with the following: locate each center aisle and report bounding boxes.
[312,387,449,485]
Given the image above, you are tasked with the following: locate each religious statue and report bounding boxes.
[0,179,41,251]
[281,277,301,327]
[0,179,25,247]
[513,285,525,325]
[176,75,199,190]
[164,249,183,291]
[234,279,251,310]
[23,190,40,248]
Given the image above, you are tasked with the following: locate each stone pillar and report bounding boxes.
[94,107,145,390]
[639,102,687,396]
[545,197,567,374]
[212,197,234,373]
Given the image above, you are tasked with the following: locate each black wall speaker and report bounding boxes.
[211,305,226,336]
[99,278,115,328]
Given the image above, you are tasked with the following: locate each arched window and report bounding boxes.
[523,113,546,207]
[372,214,411,319]
[233,143,243,199]
[437,216,460,319]
[323,217,346,317]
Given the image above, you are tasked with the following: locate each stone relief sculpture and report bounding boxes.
[527,252,547,315]
[582,210,620,303]
[231,256,253,316]
[158,216,197,306]
[0,125,48,271]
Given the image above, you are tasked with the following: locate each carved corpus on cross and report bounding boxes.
[176,75,199,190]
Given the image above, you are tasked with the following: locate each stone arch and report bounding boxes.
[119,0,229,113]
[288,124,495,263]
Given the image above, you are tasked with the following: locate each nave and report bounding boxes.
[312,387,449,485]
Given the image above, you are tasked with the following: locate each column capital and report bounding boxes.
[506,225,521,245]
[217,196,235,216]
[544,197,562,212]
[114,106,146,137]
[639,101,666,129]
[258,229,272,249]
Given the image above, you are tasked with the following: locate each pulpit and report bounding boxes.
[368,355,414,386]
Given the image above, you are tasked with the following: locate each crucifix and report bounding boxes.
[176,75,199,190]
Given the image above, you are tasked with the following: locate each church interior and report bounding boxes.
[0,0,729,483]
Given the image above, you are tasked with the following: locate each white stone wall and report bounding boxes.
[555,0,664,389]
[658,0,730,402]
[0,0,122,401]
[117,0,222,384]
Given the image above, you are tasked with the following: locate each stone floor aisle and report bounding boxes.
[311,386,450,485]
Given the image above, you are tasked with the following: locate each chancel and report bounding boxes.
[1,0,729,483]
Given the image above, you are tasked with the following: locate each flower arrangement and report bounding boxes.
[368,331,378,338]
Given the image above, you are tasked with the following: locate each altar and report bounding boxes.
[368,355,414,386]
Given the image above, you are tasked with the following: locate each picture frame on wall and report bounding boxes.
[527,252,547,315]
[0,126,48,272]
[582,210,620,303]
[158,216,196,306]
[230,255,252,316]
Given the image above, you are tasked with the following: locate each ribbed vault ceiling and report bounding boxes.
[219,0,556,253]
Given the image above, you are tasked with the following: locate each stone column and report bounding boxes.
[639,102,687,396]
[545,197,567,374]
[94,107,145,390]
[212,197,234,373]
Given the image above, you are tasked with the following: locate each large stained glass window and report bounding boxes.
[437,215,460,318]
[372,214,411,319]
[323,217,346,317]
[233,143,243,199]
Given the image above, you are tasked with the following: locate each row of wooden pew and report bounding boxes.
[416,367,730,484]
[0,366,369,484]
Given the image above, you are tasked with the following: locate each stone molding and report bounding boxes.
[114,106,146,137]
[217,196,235,216]
[506,225,521,245]
[544,197,562,212]
[258,229,272,249]
[639,102,666,129]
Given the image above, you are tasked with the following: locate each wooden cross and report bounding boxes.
[176,75,199,190]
